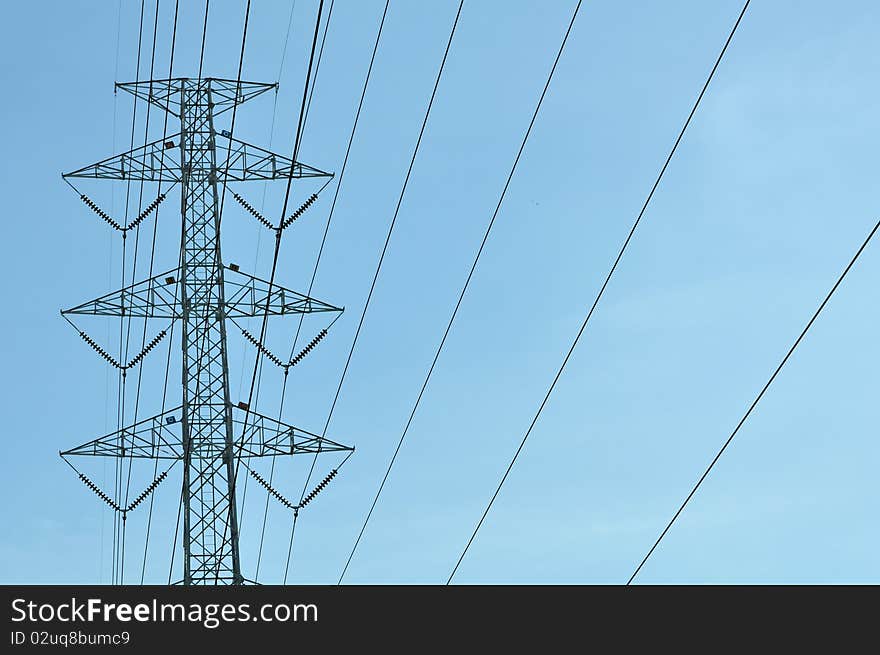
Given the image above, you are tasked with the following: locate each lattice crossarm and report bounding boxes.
[229,407,352,459]
[61,407,185,460]
[215,134,332,182]
[62,268,182,319]
[222,266,342,318]
[64,133,183,182]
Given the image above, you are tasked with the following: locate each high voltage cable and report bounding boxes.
[250,0,339,582]
[113,0,147,585]
[215,0,253,226]
[235,0,324,451]
[117,0,183,585]
[230,0,324,544]
[315,0,464,584]
[628,217,880,584]
[120,0,165,584]
[337,0,581,585]
[318,1,463,501]
[232,2,300,529]
[447,0,752,584]
[301,0,334,138]
[113,0,146,586]
[245,0,334,432]
[278,0,391,585]
[198,1,210,80]
[234,0,297,404]
[224,0,326,576]
[101,0,123,586]
[139,0,180,585]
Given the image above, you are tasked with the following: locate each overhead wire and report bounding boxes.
[198,1,210,79]
[627,217,880,584]
[234,0,296,405]
[225,0,326,579]
[314,0,463,517]
[139,0,181,585]
[338,0,582,585]
[324,0,466,586]
[300,0,334,136]
[237,11,310,554]
[100,0,124,586]
[120,0,164,584]
[248,1,340,580]
[446,0,752,584]
[255,0,390,585]
[113,0,147,586]
[240,0,335,532]
[231,4,300,541]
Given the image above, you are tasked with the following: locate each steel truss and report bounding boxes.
[61,77,352,585]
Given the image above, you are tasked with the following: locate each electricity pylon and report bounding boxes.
[60,77,352,585]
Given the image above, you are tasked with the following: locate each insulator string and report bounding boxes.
[69,461,175,516]
[244,462,296,510]
[299,468,337,508]
[279,193,318,231]
[243,460,342,511]
[77,188,173,234]
[232,191,274,230]
[231,316,335,372]
[71,323,169,372]
[232,188,323,233]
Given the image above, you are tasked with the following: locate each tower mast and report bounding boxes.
[60,77,353,584]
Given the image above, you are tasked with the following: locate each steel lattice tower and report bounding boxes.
[60,77,353,585]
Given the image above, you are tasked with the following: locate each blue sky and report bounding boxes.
[0,0,877,584]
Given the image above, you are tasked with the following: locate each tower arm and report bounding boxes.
[223,265,342,317]
[62,406,185,459]
[62,268,183,318]
[61,405,353,460]
[64,134,182,182]
[216,133,332,182]
[115,78,277,118]
[61,265,341,319]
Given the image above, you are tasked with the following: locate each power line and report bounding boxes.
[120,0,166,584]
[338,0,582,585]
[234,0,296,404]
[252,0,339,583]
[301,0,334,139]
[216,0,253,225]
[288,0,388,456]
[225,0,326,572]
[139,0,180,585]
[235,0,324,443]
[101,0,124,586]
[320,0,465,584]
[321,1,464,488]
[231,3,300,498]
[113,0,147,586]
[628,217,880,584]
[446,0,752,584]
[278,0,391,585]
[197,0,210,80]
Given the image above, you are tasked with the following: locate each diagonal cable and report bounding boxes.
[274,0,391,584]
[447,0,752,584]
[338,0,582,585]
[628,217,880,584]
